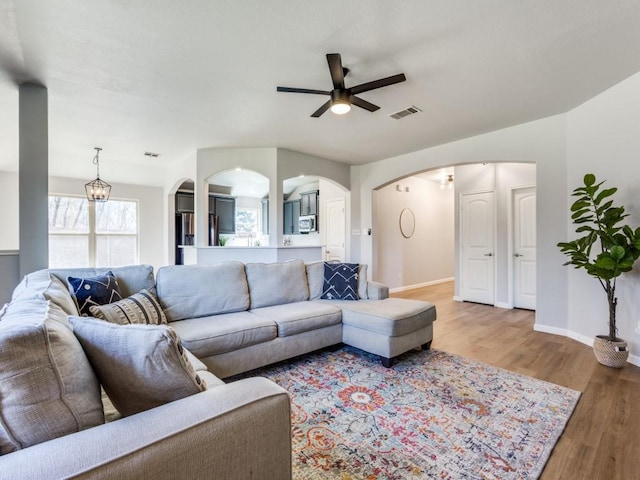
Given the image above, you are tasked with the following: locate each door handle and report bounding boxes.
[484,253,493,257]
[514,253,523,257]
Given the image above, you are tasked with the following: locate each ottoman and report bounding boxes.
[336,298,437,367]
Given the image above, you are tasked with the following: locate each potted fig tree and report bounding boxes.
[558,173,640,368]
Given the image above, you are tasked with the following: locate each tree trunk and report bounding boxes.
[607,281,617,341]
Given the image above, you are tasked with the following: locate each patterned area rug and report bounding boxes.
[239,346,580,480]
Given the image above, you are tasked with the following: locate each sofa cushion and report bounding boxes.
[68,271,123,316]
[0,300,104,455]
[156,263,250,321]
[321,263,360,300]
[169,311,277,357]
[324,298,436,336]
[11,270,79,316]
[49,265,156,299]
[307,261,368,300]
[250,301,342,337]
[245,260,309,308]
[69,317,206,417]
[89,289,167,325]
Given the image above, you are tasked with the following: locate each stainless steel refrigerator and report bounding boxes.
[175,213,194,264]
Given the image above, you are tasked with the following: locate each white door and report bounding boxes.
[513,187,536,310]
[460,192,495,305]
[325,198,345,262]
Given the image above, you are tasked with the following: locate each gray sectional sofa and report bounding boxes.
[0,259,436,479]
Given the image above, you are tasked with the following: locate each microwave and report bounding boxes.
[299,215,317,233]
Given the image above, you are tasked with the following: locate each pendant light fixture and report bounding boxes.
[85,147,111,202]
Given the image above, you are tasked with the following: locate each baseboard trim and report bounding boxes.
[389,277,454,294]
[453,295,463,302]
[534,323,640,367]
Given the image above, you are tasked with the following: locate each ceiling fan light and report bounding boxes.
[330,102,351,115]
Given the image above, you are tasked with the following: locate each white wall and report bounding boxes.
[565,70,640,362]
[0,171,18,250]
[351,114,568,332]
[374,176,454,289]
[49,176,165,272]
[453,163,536,306]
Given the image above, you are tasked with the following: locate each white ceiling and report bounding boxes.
[2,1,640,187]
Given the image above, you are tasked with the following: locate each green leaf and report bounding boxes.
[595,255,616,270]
[594,188,617,205]
[570,200,590,212]
[584,174,596,187]
[610,245,625,261]
[571,208,592,220]
[596,200,613,215]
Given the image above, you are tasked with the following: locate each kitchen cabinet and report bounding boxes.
[175,192,194,213]
[209,195,236,234]
[300,190,318,216]
[283,199,300,235]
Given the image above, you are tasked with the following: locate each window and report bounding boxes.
[48,195,138,268]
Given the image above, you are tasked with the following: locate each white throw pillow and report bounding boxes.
[69,317,206,417]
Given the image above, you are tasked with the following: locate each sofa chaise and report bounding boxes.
[0,259,436,479]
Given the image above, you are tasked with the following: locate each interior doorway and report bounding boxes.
[325,198,345,262]
[511,186,536,310]
[459,191,495,305]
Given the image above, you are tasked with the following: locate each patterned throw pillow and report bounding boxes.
[321,262,360,301]
[89,289,167,325]
[68,317,207,417]
[68,272,123,316]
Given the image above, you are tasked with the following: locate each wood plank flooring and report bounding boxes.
[392,281,640,480]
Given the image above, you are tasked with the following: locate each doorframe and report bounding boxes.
[456,189,497,305]
[506,184,536,309]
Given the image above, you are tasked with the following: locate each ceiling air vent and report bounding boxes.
[389,105,422,120]
[144,151,160,158]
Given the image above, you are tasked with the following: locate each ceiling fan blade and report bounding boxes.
[311,100,331,118]
[350,95,380,112]
[326,53,345,90]
[350,73,406,95]
[277,86,331,95]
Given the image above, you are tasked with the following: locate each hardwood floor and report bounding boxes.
[392,281,640,480]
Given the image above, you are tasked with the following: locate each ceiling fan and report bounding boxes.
[277,53,406,118]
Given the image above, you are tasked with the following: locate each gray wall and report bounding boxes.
[0,252,19,305]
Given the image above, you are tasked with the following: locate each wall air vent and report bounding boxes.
[389,105,422,120]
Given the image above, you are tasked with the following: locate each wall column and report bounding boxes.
[19,83,49,277]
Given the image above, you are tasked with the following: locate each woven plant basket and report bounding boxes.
[593,336,629,368]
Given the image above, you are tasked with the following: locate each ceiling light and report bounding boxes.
[330,90,351,115]
[85,147,111,202]
[440,174,454,190]
[330,102,351,115]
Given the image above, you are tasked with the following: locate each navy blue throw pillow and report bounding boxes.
[321,263,359,301]
[68,271,123,316]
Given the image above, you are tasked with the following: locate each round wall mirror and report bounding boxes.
[399,208,415,238]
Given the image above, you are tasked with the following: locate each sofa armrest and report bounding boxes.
[367,281,389,300]
[0,377,291,480]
